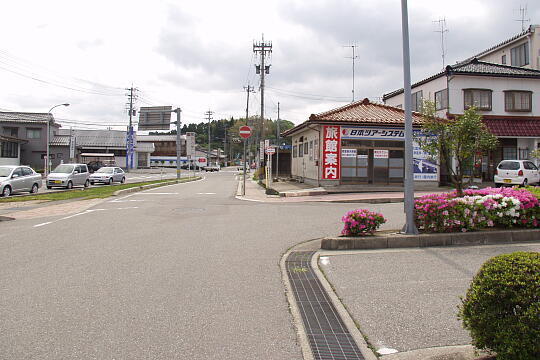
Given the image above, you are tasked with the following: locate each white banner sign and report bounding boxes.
[341,149,357,158]
[374,149,389,159]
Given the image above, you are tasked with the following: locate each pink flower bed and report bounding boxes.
[415,187,539,233]
[341,209,386,236]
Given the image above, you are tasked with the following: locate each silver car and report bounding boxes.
[89,167,126,185]
[0,165,43,197]
[47,163,90,189]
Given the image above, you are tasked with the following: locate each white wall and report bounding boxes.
[384,75,448,117]
[291,127,321,182]
[448,75,540,116]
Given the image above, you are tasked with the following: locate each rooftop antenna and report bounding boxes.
[343,42,358,102]
[433,18,449,68]
[514,4,530,32]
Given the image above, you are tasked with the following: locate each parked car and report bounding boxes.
[0,165,42,197]
[47,163,90,189]
[87,161,105,173]
[89,167,126,185]
[494,160,540,187]
[204,164,221,172]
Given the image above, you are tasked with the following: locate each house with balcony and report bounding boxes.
[383,58,540,182]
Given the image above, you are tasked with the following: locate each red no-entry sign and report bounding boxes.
[239,126,252,139]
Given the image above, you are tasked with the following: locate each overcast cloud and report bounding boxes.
[0,0,539,130]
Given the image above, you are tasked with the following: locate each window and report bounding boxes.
[304,142,309,155]
[22,167,33,176]
[464,89,492,110]
[3,127,18,137]
[57,153,63,159]
[292,145,297,158]
[309,141,313,161]
[298,143,303,157]
[435,89,448,110]
[0,141,18,158]
[510,42,529,67]
[504,91,532,112]
[314,139,319,161]
[525,161,538,170]
[411,90,423,112]
[503,147,517,160]
[501,54,506,64]
[498,161,520,170]
[26,128,41,139]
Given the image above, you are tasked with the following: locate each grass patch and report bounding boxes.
[0,177,200,203]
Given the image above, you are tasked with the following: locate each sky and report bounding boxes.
[1,0,539,131]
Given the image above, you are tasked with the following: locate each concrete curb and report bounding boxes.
[112,177,201,197]
[279,188,328,197]
[321,228,540,250]
[279,248,315,360]
[310,253,379,360]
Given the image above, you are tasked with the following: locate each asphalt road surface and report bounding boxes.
[0,171,405,359]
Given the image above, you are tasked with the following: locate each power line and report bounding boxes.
[266,86,350,101]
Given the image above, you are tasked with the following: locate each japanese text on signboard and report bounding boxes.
[322,126,340,180]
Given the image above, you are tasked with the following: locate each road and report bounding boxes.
[0,170,406,359]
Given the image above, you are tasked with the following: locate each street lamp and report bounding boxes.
[46,103,69,176]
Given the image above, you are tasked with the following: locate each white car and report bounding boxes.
[0,165,42,196]
[47,163,90,189]
[494,160,540,187]
[89,167,126,185]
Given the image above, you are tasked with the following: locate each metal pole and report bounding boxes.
[400,0,418,235]
[276,102,280,179]
[176,108,182,180]
[242,138,247,196]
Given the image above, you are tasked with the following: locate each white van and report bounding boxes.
[47,163,90,189]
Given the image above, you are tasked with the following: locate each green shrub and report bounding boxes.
[458,252,540,360]
[525,186,540,200]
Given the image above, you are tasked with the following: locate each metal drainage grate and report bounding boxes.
[286,251,365,360]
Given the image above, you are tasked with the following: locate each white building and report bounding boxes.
[383,58,540,181]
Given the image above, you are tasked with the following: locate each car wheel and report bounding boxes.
[30,184,39,194]
[2,186,12,197]
[522,178,528,187]
[84,180,90,188]
[108,178,113,185]
[121,177,126,184]
[90,182,94,185]
[46,186,52,190]
[66,181,73,189]
[495,183,501,188]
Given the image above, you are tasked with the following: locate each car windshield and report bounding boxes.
[52,165,74,174]
[498,161,520,170]
[0,167,13,177]
[96,168,114,174]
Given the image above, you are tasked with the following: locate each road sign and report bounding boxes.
[138,106,172,130]
[239,126,252,139]
[265,146,276,154]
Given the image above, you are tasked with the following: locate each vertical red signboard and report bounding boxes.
[322,125,341,180]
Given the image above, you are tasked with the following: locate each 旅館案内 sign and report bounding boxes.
[322,125,341,180]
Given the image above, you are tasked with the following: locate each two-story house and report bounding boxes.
[0,112,60,170]
[383,58,540,182]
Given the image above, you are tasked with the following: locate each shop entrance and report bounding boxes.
[341,140,404,185]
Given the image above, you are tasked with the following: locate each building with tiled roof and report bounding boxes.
[383,57,540,183]
[282,99,441,187]
[0,111,60,169]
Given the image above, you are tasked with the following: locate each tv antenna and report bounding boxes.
[514,4,530,32]
[433,18,449,68]
[343,42,358,102]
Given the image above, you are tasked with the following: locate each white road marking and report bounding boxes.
[377,348,398,355]
[115,206,139,210]
[320,256,330,266]
[137,192,179,195]
[235,196,263,202]
[196,192,216,195]
[109,199,145,203]
[34,221,53,228]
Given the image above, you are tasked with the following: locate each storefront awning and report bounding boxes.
[483,118,540,137]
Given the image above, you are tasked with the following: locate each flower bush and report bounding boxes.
[415,187,540,233]
[341,209,386,236]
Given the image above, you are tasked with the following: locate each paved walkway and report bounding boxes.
[237,177,448,203]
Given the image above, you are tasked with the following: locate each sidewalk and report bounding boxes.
[236,177,448,203]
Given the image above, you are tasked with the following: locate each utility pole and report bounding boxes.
[433,18,449,68]
[343,43,358,102]
[400,0,418,235]
[253,35,272,169]
[125,86,138,171]
[205,110,213,166]
[174,108,182,180]
[244,85,255,165]
[276,102,280,179]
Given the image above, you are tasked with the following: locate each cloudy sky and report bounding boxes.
[1,0,538,130]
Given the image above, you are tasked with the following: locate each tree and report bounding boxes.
[417,100,498,196]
